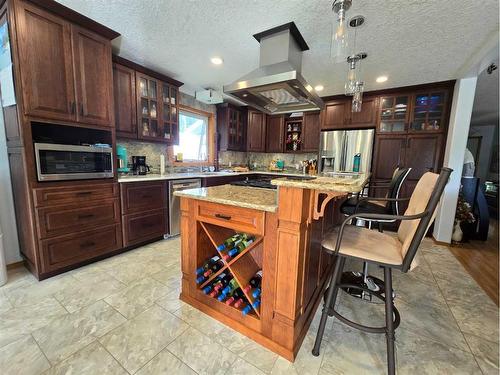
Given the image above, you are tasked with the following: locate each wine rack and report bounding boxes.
[196,221,263,318]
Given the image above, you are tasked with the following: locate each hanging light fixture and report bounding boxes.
[352,81,364,112]
[345,52,367,95]
[331,0,352,63]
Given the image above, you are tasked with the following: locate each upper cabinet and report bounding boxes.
[247,109,266,152]
[15,0,114,126]
[409,91,448,133]
[302,112,320,152]
[113,56,182,143]
[320,97,377,130]
[217,103,246,151]
[113,63,137,138]
[377,94,410,133]
[266,115,285,153]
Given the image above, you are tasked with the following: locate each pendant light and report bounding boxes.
[331,0,352,63]
[352,81,364,112]
[344,15,366,95]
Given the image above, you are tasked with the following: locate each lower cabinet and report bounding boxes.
[120,181,168,246]
[40,224,122,273]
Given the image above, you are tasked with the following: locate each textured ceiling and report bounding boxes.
[57,0,499,97]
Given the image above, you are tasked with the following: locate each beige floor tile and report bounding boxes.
[6,273,79,307]
[44,341,127,375]
[227,357,267,375]
[173,303,226,334]
[0,335,50,375]
[475,355,500,375]
[215,326,278,373]
[271,332,324,375]
[0,266,37,294]
[0,289,13,314]
[105,277,170,318]
[155,287,185,312]
[104,259,165,285]
[464,333,499,371]
[100,304,188,374]
[395,329,482,374]
[32,300,126,364]
[151,264,182,287]
[54,273,125,313]
[0,297,67,349]
[167,327,238,375]
[135,347,196,375]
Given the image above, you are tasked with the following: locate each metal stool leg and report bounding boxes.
[384,267,396,375]
[312,256,345,356]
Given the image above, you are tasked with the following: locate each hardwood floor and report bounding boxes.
[449,219,499,306]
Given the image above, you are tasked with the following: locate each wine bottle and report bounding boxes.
[234,297,246,309]
[216,234,242,252]
[242,304,252,315]
[243,270,263,293]
[252,288,261,298]
[222,278,239,295]
[252,299,261,309]
[203,257,225,278]
[196,255,222,276]
[218,287,238,302]
[202,273,228,294]
[226,237,255,259]
[225,289,244,306]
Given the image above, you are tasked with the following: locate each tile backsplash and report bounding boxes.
[218,151,317,171]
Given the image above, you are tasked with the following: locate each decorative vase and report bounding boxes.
[451,221,463,242]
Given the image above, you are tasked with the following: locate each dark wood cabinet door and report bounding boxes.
[72,25,113,126]
[266,115,284,152]
[247,110,266,151]
[15,1,75,121]
[321,100,347,130]
[347,97,378,128]
[404,133,443,180]
[372,135,406,181]
[302,112,320,152]
[113,63,137,138]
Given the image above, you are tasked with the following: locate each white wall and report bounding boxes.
[0,108,21,264]
[469,124,496,183]
[433,77,478,243]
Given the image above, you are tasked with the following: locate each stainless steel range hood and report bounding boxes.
[223,22,324,115]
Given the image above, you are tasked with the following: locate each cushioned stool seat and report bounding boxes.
[322,226,403,266]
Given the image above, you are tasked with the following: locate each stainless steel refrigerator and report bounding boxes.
[318,129,375,174]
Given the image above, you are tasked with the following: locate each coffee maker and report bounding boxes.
[132,156,150,175]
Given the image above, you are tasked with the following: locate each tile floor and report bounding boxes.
[0,237,498,375]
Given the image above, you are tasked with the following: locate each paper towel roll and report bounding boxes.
[160,154,165,176]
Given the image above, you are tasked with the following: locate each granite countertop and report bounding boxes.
[118,169,311,183]
[173,185,278,212]
[271,173,370,193]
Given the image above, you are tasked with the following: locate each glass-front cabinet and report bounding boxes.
[378,95,410,133]
[409,91,447,132]
[137,73,179,143]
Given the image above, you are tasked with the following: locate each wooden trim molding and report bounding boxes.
[113,55,183,87]
[167,105,216,167]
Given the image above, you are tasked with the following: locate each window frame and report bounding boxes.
[168,104,215,166]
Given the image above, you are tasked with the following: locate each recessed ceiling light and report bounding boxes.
[376,76,388,83]
[211,57,223,65]
[314,85,324,92]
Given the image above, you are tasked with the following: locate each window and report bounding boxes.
[173,110,209,162]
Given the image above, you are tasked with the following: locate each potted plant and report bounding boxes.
[452,195,475,242]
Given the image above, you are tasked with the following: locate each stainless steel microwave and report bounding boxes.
[34,143,113,182]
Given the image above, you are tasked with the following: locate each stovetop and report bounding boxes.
[230,179,277,189]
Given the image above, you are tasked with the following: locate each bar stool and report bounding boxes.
[312,168,452,375]
[338,167,411,299]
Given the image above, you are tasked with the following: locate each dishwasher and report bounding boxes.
[168,179,202,236]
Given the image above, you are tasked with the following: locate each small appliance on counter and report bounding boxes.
[116,145,129,173]
[132,155,150,175]
[269,159,284,171]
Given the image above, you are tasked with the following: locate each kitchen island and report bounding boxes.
[175,174,368,361]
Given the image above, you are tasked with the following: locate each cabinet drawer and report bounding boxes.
[195,201,265,235]
[40,224,122,273]
[34,183,118,207]
[120,182,166,214]
[122,208,167,246]
[36,199,120,239]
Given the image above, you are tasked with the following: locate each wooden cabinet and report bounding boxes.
[247,110,266,152]
[302,112,320,152]
[120,181,168,246]
[321,100,347,130]
[405,133,443,177]
[372,135,407,181]
[72,25,113,126]
[348,97,377,128]
[113,63,137,138]
[266,115,284,152]
[377,94,411,133]
[136,73,161,141]
[409,91,449,133]
[15,0,114,126]
[16,1,75,122]
[217,103,245,151]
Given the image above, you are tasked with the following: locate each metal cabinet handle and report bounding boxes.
[215,213,231,220]
[70,101,76,114]
[142,222,155,228]
[78,213,95,220]
[141,194,153,199]
[80,103,84,116]
[80,241,95,249]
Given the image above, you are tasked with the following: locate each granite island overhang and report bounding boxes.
[174,174,369,361]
